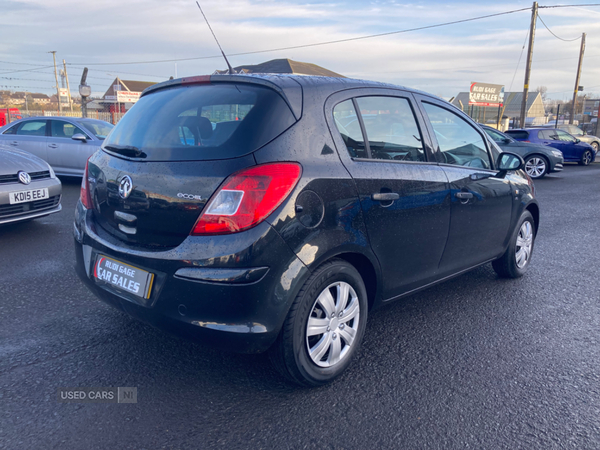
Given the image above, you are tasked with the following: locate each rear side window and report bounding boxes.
[16,120,47,136]
[422,103,491,169]
[505,130,530,140]
[2,124,18,135]
[333,100,368,158]
[103,83,296,161]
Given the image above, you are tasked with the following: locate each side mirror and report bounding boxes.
[72,133,87,142]
[496,152,524,175]
[575,138,581,144]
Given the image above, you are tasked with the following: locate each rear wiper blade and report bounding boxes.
[103,144,146,158]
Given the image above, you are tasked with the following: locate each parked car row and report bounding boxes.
[480,124,597,178]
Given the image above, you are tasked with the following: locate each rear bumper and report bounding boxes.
[73,201,309,353]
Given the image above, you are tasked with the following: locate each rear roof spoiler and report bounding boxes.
[141,74,304,120]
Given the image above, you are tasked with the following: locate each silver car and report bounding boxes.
[0,117,113,177]
[0,144,62,224]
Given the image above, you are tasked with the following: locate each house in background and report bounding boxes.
[100,78,157,113]
[30,93,51,105]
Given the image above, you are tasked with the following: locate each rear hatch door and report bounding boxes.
[88,79,297,249]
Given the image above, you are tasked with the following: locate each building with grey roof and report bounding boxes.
[213,59,344,77]
[451,91,546,125]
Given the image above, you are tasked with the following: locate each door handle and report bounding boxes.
[455,192,473,200]
[10,141,18,146]
[371,192,400,202]
[48,143,58,148]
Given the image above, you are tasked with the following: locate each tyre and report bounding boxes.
[523,155,548,179]
[579,149,593,166]
[591,141,599,152]
[270,258,368,386]
[492,210,535,278]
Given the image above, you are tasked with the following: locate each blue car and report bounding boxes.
[505,128,597,166]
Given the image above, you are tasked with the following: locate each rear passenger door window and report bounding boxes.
[422,102,491,169]
[539,129,557,141]
[355,97,425,162]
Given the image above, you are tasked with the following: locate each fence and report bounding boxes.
[16,110,127,125]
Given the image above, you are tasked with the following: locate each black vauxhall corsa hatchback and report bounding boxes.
[74,74,539,386]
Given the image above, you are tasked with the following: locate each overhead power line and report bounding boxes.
[68,6,533,66]
[537,14,582,41]
[0,65,55,75]
[539,3,600,8]
[0,77,56,84]
[508,29,530,92]
[68,65,169,79]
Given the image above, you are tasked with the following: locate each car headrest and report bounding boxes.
[197,116,213,139]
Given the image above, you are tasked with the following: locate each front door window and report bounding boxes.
[422,102,491,169]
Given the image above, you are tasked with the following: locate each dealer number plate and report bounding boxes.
[94,255,154,299]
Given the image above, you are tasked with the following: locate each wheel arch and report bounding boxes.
[525,152,549,162]
[332,252,379,311]
[525,202,540,235]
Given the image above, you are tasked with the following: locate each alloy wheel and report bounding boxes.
[524,157,546,178]
[583,150,593,166]
[305,281,360,368]
[515,221,534,269]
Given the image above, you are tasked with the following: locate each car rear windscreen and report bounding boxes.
[504,130,530,140]
[102,83,297,161]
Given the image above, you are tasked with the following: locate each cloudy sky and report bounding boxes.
[1,0,599,100]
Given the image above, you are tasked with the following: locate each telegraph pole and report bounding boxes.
[63,60,73,112]
[519,2,538,128]
[49,51,62,114]
[569,33,586,125]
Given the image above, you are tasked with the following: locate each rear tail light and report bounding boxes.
[192,162,302,235]
[80,158,92,209]
[523,140,530,143]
